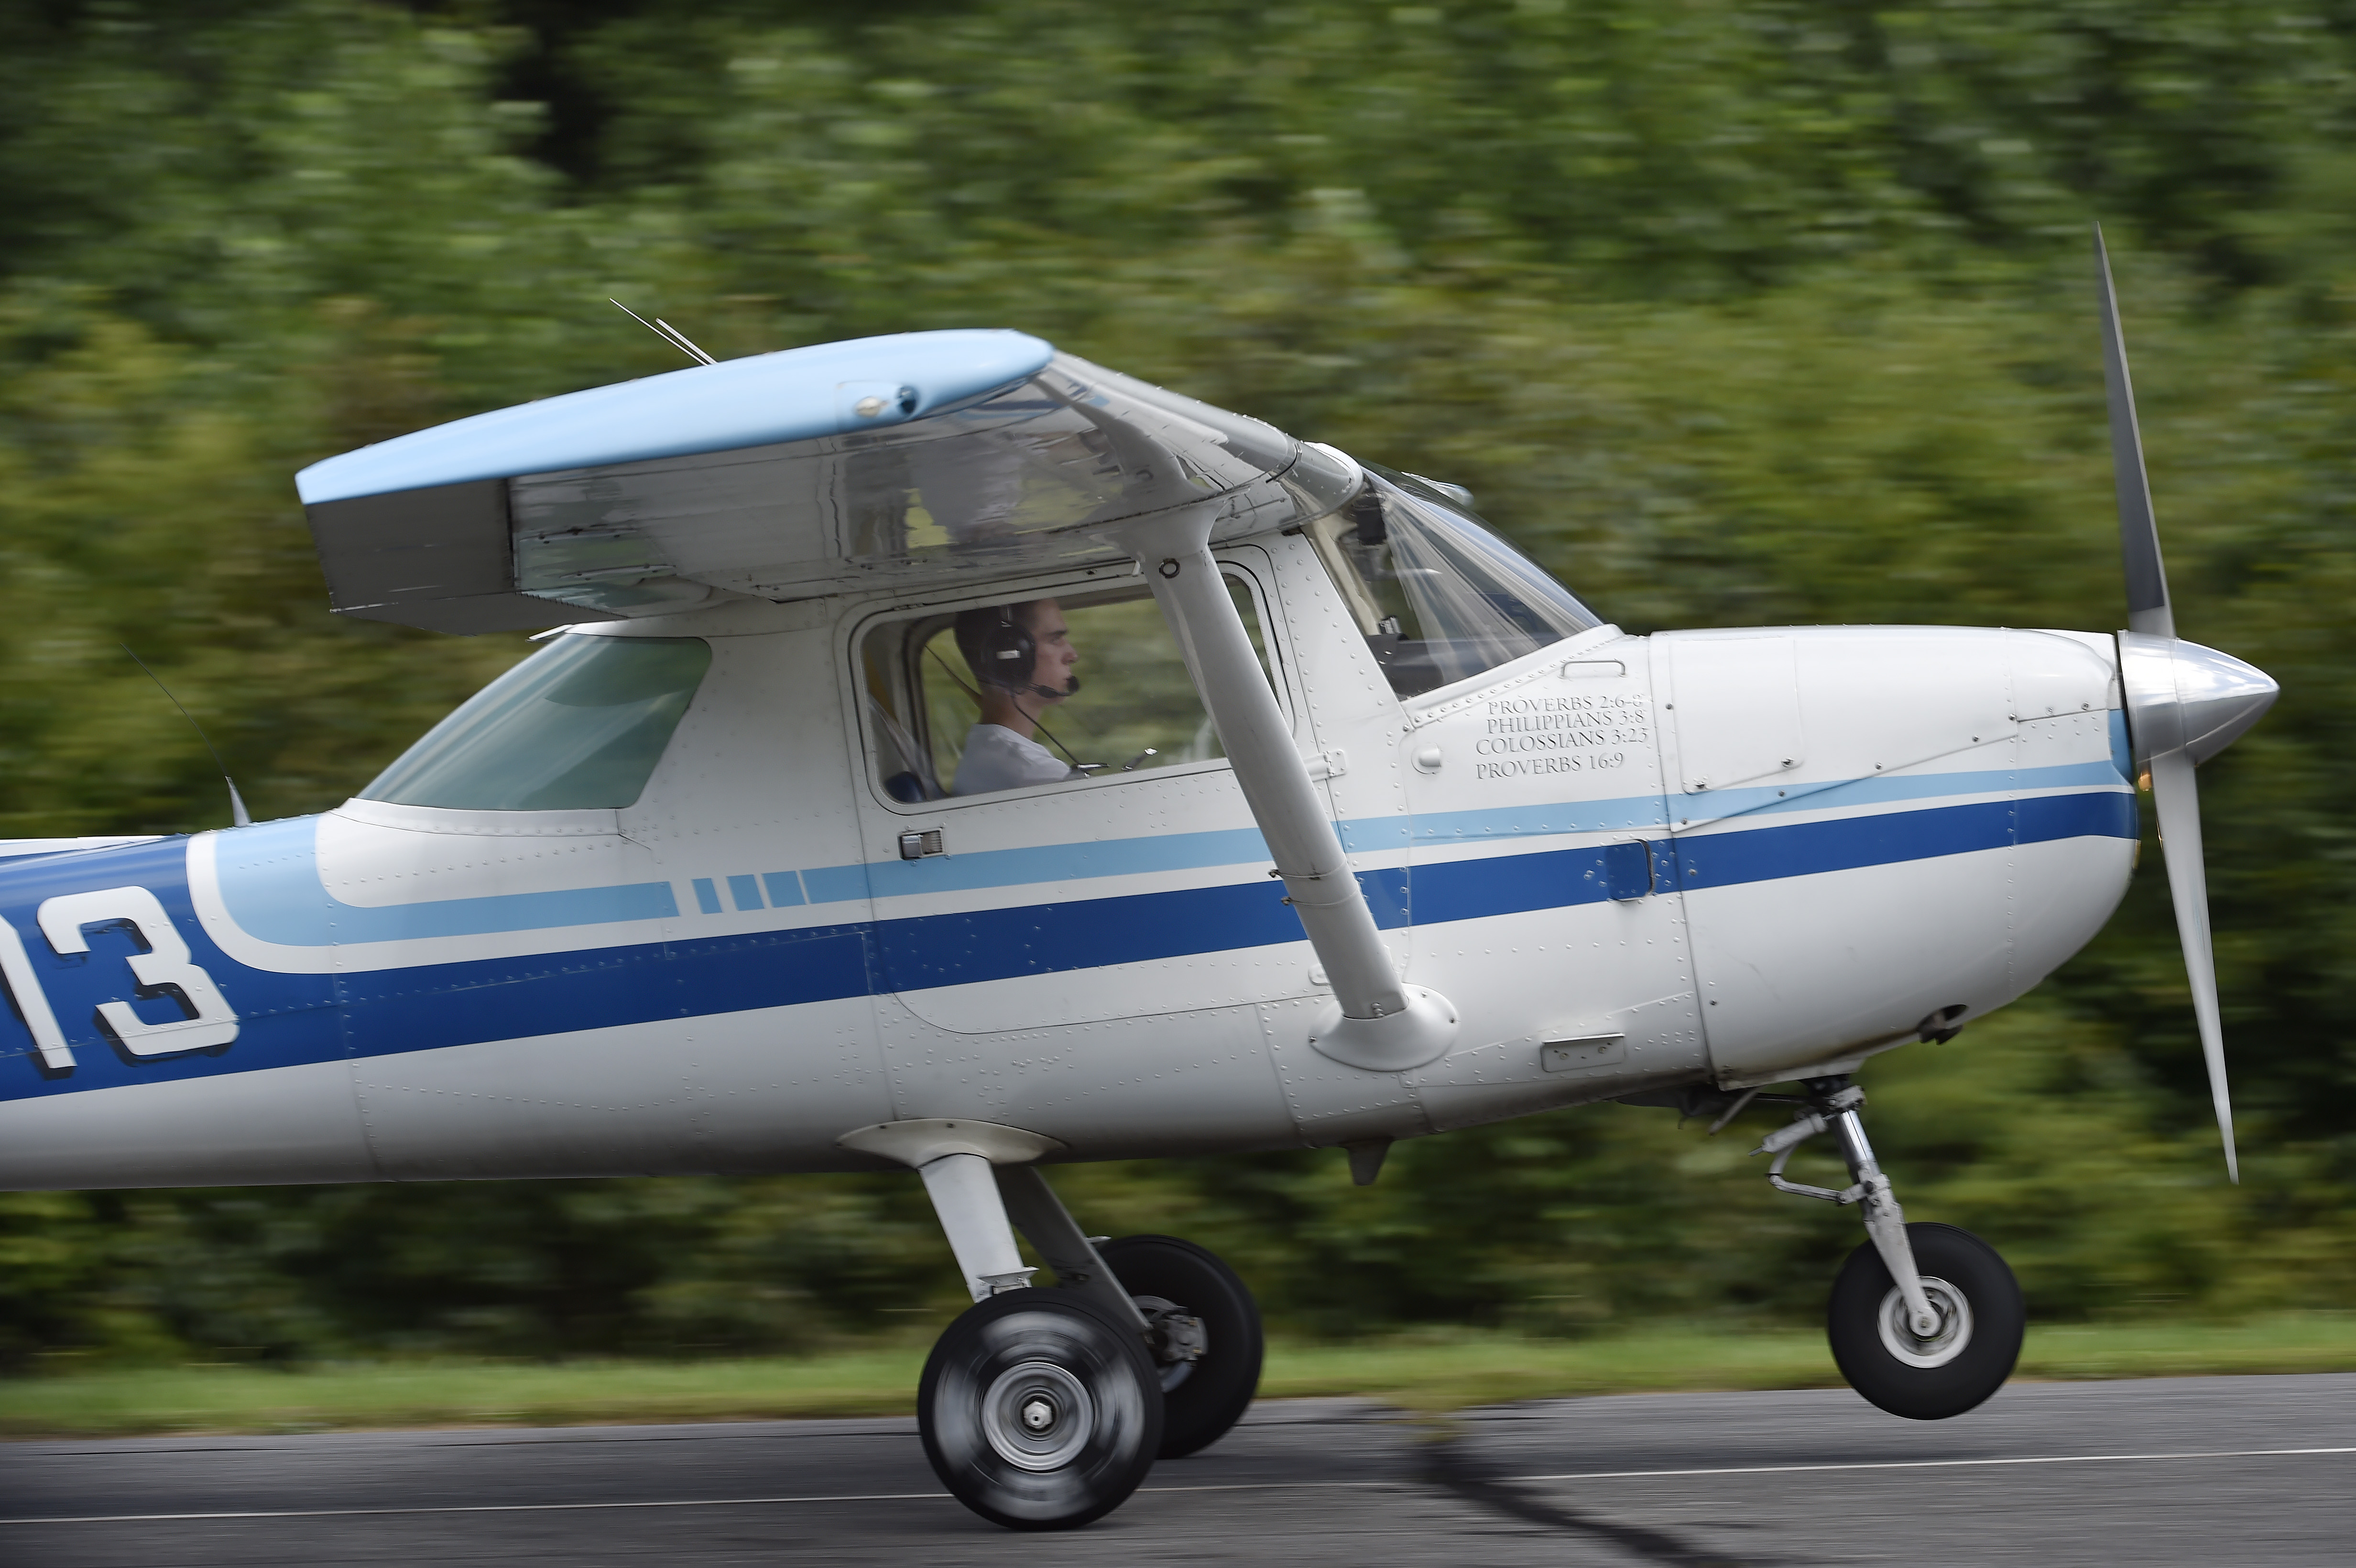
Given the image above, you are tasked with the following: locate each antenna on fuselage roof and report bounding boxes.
[120,645,251,829]
[609,299,717,366]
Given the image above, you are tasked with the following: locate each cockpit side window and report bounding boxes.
[361,634,711,810]
[860,576,1272,803]
[1305,468,1600,698]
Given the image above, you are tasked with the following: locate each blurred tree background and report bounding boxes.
[1,0,2351,1367]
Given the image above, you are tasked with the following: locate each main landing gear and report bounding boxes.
[1096,1233,1265,1459]
[1756,1076,2024,1420]
[909,1153,1265,1529]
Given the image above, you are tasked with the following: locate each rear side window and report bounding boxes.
[361,635,711,810]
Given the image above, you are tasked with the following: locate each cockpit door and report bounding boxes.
[843,553,1316,1036]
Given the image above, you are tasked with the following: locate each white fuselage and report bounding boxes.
[0,532,2135,1190]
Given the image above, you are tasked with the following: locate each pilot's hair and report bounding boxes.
[952,601,1043,692]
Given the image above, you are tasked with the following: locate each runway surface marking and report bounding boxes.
[9,1443,2350,1526]
[1512,1442,2356,1482]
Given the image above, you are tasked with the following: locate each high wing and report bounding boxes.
[297,329,1358,633]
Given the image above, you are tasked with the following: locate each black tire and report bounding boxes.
[1828,1221,2023,1421]
[918,1289,1163,1531]
[1095,1234,1264,1459]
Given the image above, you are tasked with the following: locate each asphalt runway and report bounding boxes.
[3,1373,2350,1566]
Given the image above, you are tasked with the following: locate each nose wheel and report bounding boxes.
[1755,1077,2024,1420]
[1827,1221,2022,1419]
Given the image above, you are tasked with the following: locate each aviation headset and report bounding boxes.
[952,602,1081,701]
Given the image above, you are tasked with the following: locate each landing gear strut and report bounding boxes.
[1757,1076,2024,1420]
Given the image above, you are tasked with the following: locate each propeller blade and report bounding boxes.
[2146,749,2237,1183]
[2100,226,2263,1185]
[2094,223,2175,639]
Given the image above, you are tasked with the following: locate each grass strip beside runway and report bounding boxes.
[3,1314,2350,1438]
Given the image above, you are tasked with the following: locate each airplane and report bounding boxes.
[0,229,2275,1530]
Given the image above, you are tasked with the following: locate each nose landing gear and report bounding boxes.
[1758,1077,2024,1420]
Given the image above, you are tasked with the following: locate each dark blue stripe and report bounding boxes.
[339,926,874,1059]
[1409,846,1619,926]
[1676,801,2017,889]
[2019,788,2138,846]
[337,795,2135,1051]
[874,882,1297,991]
[1350,792,2137,926]
[0,792,2135,1100]
[870,869,1415,991]
[1675,792,2135,891]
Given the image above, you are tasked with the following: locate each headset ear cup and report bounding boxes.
[981,606,1035,692]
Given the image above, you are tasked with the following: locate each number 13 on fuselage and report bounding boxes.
[0,876,239,1074]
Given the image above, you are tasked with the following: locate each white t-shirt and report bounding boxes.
[953,724,1077,796]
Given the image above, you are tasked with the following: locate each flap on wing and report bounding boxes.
[297,330,1357,633]
[306,478,618,634]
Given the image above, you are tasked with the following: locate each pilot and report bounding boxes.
[950,599,1082,795]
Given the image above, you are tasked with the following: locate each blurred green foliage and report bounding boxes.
[1,0,2351,1367]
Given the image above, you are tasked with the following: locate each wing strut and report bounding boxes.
[1116,502,1457,1073]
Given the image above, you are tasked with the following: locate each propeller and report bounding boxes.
[2094,223,2278,1184]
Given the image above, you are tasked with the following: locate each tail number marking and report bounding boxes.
[0,921,73,1071]
[33,887,240,1062]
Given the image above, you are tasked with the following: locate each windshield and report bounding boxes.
[1305,468,1600,697]
[361,634,711,810]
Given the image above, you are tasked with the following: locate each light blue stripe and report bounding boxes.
[762,871,806,908]
[801,864,872,905]
[1370,794,1667,849]
[830,765,2098,898]
[727,874,764,912]
[1345,764,2116,850]
[1689,762,2125,821]
[214,818,679,946]
[213,764,2113,947]
[812,826,1273,903]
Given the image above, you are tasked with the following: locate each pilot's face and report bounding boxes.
[1028,600,1077,698]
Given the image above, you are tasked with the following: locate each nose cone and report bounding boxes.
[2171,640,2279,764]
[2119,632,2279,769]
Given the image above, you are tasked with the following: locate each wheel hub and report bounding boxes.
[1876,1275,1973,1368]
[981,1360,1095,1471]
[1131,1294,1208,1393]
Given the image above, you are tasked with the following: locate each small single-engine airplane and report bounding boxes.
[0,231,2273,1529]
